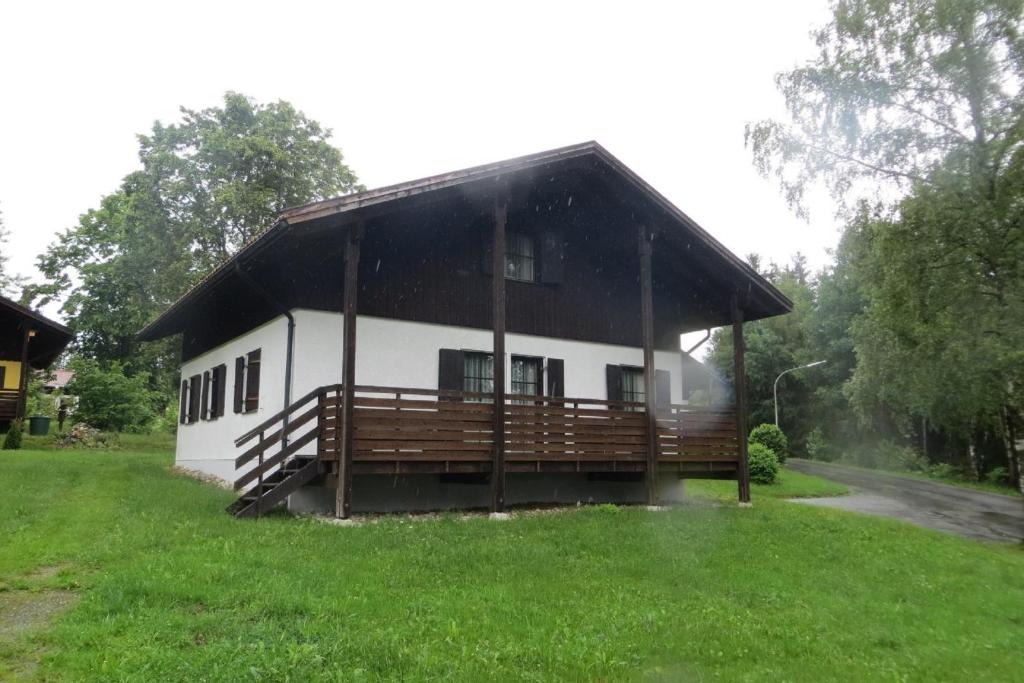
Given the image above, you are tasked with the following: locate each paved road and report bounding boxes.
[787,459,1024,543]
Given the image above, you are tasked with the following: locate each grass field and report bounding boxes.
[1,445,1022,681]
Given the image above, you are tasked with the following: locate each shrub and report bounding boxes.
[65,358,159,432]
[2,420,23,450]
[749,423,789,463]
[984,467,1008,485]
[747,442,780,485]
[928,463,956,480]
[805,427,834,461]
[875,441,926,472]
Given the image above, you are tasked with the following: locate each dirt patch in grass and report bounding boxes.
[0,590,78,642]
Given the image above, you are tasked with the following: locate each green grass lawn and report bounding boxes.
[1,447,1022,682]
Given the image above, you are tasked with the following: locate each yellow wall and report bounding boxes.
[0,360,22,390]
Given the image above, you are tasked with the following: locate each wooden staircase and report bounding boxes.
[227,454,323,517]
[226,384,340,518]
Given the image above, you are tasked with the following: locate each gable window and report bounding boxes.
[234,349,262,414]
[505,232,536,282]
[463,352,494,401]
[511,356,542,398]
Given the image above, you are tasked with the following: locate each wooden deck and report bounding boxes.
[229,384,741,515]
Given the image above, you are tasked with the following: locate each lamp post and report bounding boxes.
[774,360,827,427]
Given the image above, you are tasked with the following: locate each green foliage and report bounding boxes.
[747,0,1024,216]
[749,423,789,463]
[31,92,363,400]
[65,358,159,432]
[805,427,835,462]
[985,466,1009,485]
[2,420,23,450]
[0,204,26,298]
[24,373,56,418]
[738,0,1024,485]
[747,442,780,484]
[3,448,1021,680]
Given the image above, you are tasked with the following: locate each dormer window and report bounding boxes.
[505,232,536,282]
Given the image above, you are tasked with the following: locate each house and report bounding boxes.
[0,295,73,428]
[138,142,792,517]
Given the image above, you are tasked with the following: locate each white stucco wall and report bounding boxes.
[177,310,684,481]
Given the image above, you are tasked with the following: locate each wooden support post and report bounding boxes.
[15,325,31,422]
[638,226,658,505]
[731,293,751,503]
[491,192,508,512]
[336,223,362,519]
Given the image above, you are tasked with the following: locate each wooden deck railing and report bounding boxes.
[311,385,738,476]
[229,383,741,497]
[0,390,19,421]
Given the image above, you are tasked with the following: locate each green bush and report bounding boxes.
[805,427,835,461]
[984,467,1008,485]
[749,423,789,463]
[65,358,160,432]
[2,420,23,450]
[928,463,956,480]
[747,442,780,485]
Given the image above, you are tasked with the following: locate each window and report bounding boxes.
[201,364,227,420]
[234,349,261,414]
[505,232,536,282]
[621,367,645,409]
[463,352,493,401]
[186,374,202,423]
[511,356,542,399]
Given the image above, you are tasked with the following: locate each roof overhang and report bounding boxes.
[0,295,74,368]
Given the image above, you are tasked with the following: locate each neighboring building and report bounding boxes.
[0,295,73,428]
[43,368,75,393]
[138,142,792,517]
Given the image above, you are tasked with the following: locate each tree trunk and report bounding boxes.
[966,423,980,482]
[1003,407,1023,493]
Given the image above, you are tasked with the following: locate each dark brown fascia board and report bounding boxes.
[0,295,73,337]
[137,140,791,341]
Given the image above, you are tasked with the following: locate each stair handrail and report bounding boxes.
[234,383,342,447]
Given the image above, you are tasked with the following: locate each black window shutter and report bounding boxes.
[655,369,671,413]
[547,358,564,397]
[200,371,211,420]
[213,364,227,418]
[539,230,564,284]
[438,348,465,397]
[188,374,202,424]
[245,349,261,412]
[179,380,188,424]
[233,356,245,414]
[0,366,6,388]
[606,364,623,403]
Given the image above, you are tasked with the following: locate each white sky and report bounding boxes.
[0,0,838,355]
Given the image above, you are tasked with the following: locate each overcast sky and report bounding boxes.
[0,0,837,348]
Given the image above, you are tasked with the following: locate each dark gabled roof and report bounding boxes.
[0,295,72,336]
[138,141,792,342]
[0,295,74,368]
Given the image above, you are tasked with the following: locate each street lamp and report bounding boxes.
[774,360,827,426]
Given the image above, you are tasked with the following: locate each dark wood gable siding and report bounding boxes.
[178,169,725,361]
